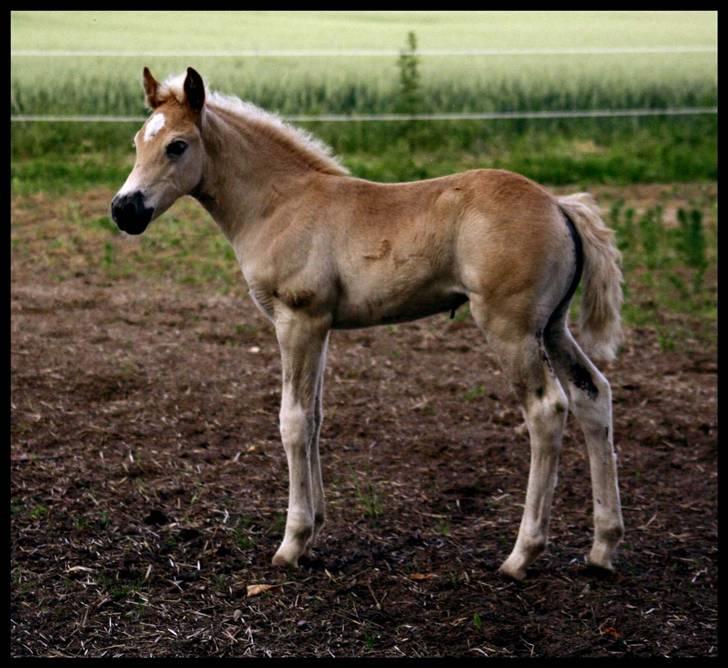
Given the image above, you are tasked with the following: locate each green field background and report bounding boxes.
[11,11,717,50]
[11,11,717,115]
[11,11,717,190]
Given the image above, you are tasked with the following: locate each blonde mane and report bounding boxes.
[156,73,349,176]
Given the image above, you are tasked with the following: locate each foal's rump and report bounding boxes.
[451,171,622,363]
[453,170,580,336]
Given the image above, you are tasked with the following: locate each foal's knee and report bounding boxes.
[279,402,314,449]
[524,381,569,446]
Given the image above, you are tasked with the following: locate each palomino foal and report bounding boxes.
[111,68,625,580]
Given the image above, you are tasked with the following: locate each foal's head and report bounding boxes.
[111,67,206,235]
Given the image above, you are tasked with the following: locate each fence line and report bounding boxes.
[10,107,718,124]
[10,46,717,58]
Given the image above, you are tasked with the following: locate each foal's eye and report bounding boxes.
[166,140,188,158]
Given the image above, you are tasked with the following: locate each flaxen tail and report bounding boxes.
[558,193,623,362]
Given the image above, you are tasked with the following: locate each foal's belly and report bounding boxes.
[332,284,468,329]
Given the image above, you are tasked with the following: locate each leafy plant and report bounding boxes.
[29,504,48,520]
[464,385,485,402]
[353,473,383,520]
[637,207,662,270]
[233,529,255,550]
[676,207,708,293]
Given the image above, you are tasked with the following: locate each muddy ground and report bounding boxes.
[10,188,717,657]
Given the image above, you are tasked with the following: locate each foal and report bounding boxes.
[111,67,624,580]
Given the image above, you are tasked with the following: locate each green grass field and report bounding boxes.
[11,11,716,50]
[11,11,717,190]
[11,11,717,116]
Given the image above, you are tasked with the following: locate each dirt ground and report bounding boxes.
[10,187,717,657]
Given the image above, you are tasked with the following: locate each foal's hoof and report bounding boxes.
[586,544,617,573]
[585,555,616,575]
[497,560,527,581]
[271,549,299,568]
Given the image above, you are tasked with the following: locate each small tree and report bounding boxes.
[396,31,422,115]
[395,31,423,150]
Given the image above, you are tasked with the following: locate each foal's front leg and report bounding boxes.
[271,311,330,568]
[306,332,329,555]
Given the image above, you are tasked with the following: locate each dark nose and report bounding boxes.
[110,191,154,235]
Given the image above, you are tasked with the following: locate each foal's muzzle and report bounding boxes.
[111,191,154,235]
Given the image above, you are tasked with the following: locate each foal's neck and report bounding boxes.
[193,105,329,246]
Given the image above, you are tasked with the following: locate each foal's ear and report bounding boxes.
[142,67,162,109]
[183,67,206,114]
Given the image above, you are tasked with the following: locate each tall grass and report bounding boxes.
[10,54,717,117]
[10,17,717,190]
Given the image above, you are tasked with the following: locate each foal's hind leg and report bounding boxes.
[271,312,330,568]
[544,325,624,571]
[498,343,568,580]
[471,301,568,579]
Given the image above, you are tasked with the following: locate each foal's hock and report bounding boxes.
[111,67,624,580]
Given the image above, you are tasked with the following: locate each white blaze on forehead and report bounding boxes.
[143,113,166,142]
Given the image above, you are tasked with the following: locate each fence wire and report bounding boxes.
[10,107,718,124]
[11,46,717,57]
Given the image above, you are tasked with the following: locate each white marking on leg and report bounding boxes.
[272,384,315,567]
[500,377,568,580]
[143,112,166,142]
[570,370,624,569]
[270,313,331,567]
